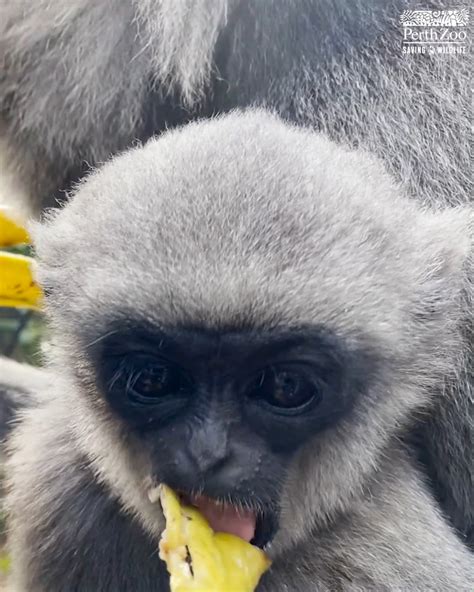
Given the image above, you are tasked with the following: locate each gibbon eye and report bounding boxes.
[124,361,193,405]
[247,367,321,412]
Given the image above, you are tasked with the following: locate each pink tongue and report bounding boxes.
[191,495,256,542]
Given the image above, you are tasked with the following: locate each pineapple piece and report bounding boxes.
[0,208,30,247]
[0,251,42,310]
[159,485,271,592]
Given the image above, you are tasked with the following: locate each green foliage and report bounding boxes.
[0,550,10,575]
[1,244,34,257]
[0,309,45,365]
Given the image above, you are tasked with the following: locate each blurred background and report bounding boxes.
[0,235,45,585]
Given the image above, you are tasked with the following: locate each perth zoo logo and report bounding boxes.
[400,9,469,55]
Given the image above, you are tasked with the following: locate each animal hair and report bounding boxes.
[0,357,52,443]
[6,110,473,590]
[0,0,225,212]
[0,1,471,211]
[1,0,473,585]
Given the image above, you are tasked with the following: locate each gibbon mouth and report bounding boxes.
[251,511,277,549]
[148,486,276,549]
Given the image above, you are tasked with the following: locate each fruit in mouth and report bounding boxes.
[156,484,271,592]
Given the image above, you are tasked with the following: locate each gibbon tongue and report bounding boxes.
[190,495,256,542]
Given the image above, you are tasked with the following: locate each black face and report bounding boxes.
[93,322,372,546]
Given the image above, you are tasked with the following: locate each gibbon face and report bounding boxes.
[33,111,470,552]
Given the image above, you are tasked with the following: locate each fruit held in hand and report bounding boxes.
[158,485,271,592]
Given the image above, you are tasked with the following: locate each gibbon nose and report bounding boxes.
[164,419,253,497]
[188,418,230,474]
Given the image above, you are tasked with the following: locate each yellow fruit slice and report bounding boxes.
[159,485,271,592]
[0,252,42,310]
[0,208,30,247]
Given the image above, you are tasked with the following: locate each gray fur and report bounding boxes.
[7,111,473,590]
[0,0,224,212]
[0,357,51,443]
[0,1,471,210]
[222,0,472,208]
[1,0,471,548]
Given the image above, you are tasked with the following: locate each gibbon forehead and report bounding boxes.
[35,111,435,351]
